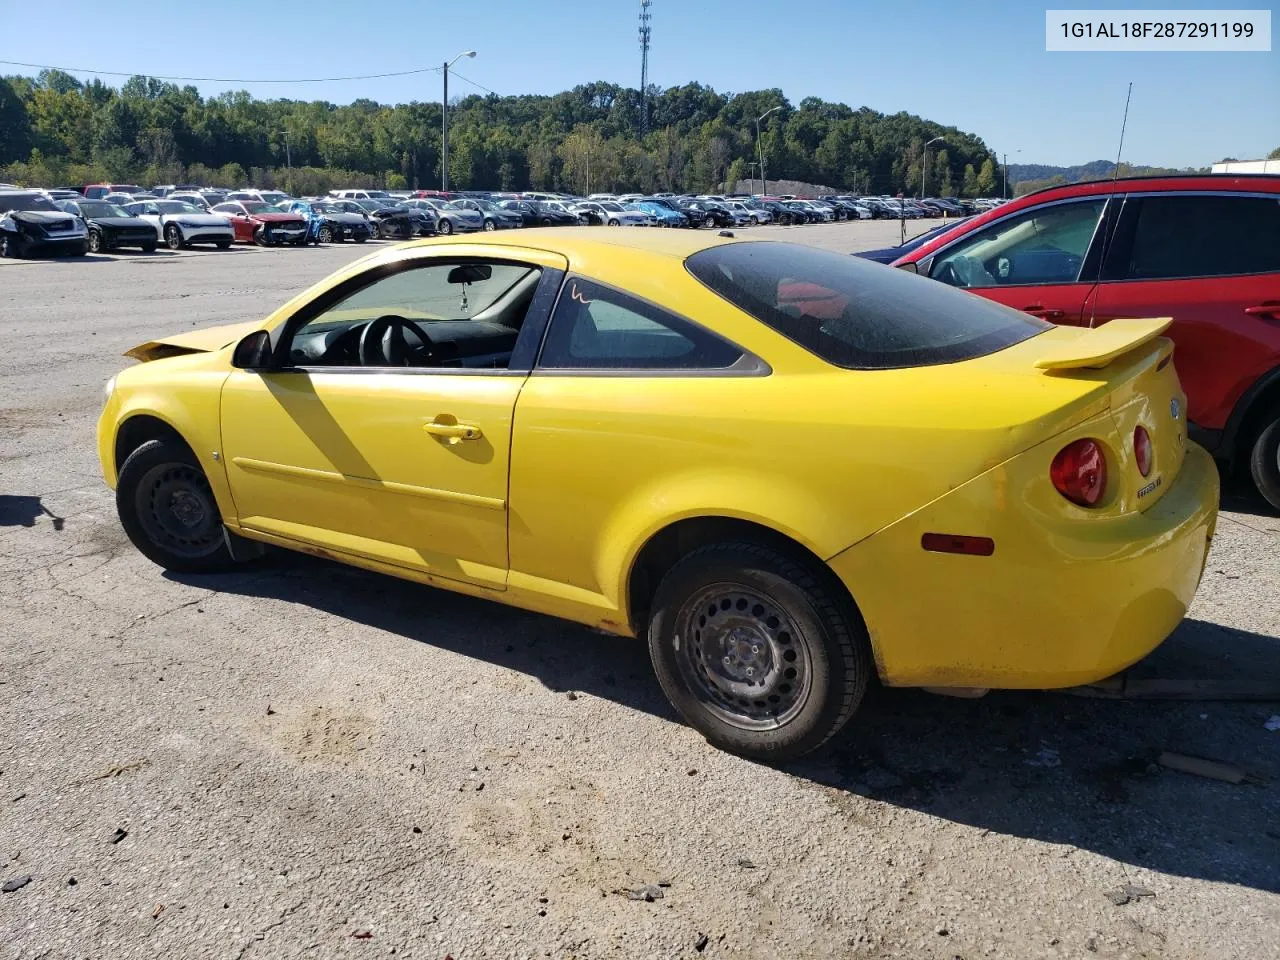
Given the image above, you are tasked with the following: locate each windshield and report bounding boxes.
[2,194,60,213]
[601,202,624,211]
[241,201,273,213]
[433,200,460,210]
[356,200,385,211]
[79,201,127,218]
[686,241,1047,370]
[155,201,203,214]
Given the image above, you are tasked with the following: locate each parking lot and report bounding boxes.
[2,220,1278,959]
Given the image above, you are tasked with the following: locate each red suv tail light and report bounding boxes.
[1050,438,1107,507]
[1133,425,1153,477]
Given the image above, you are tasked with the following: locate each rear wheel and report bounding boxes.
[608,218,621,227]
[647,542,870,761]
[214,240,231,250]
[164,224,184,250]
[1248,410,1280,511]
[354,234,368,243]
[437,218,453,235]
[116,439,236,573]
[140,240,157,253]
[0,233,21,257]
[318,225,334,244]
[483,218,496,231]
[87,230,103,253]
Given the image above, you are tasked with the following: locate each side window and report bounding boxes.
[930,199,1106,288]
[285,261,542,369]
[1113,194,1280,280]
[538,277,744,370]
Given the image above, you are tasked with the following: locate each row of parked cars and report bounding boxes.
[0,179,1000,257]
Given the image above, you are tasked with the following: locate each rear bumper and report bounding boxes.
[827,443,1219,689]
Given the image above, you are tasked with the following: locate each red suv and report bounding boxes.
[893,175,1280,509]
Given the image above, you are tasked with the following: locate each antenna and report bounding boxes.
[639,0,652,133]
[1113,81,1133,180]
[1087,81,1134,328]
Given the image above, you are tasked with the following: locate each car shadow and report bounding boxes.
[1220,471,1279,519]
[168,551,1279,893]
[0,494,64,528]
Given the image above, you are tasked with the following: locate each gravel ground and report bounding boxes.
[2,222,1278,960]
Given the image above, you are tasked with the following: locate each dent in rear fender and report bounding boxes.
[827,442,1219,689]
[593,469,836,614]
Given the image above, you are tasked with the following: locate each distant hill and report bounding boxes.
[1007,160,1209,196]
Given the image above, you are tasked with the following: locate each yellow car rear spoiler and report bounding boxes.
[1034,317,1173,371]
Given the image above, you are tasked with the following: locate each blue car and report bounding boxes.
[286,200,374,244]
[629,200,690,228]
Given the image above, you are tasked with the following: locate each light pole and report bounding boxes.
[921,136,944,199]
[747,160,759,196]
[441,50,477,192]
[756,105,781,196]
[281,129,291,171]
[1002,148,1021,198]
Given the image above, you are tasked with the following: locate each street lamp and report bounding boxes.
[921,136,944,199]
[1002,148,1021,199]
[747,160,759,196]
[441,49,477,192]
[756,106,781,196]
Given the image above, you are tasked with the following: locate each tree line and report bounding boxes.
[0,70,1006,197]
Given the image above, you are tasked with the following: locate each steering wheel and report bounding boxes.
[358,314,435,366]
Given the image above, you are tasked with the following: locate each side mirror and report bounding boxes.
[895,261,919,274]
[232,330,272,369]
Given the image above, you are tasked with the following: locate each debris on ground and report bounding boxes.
[2,876,32,893]
[350,930,373,939]
[1025,744,1061,768]
[1265,715,1280,732]
[110,827,129,844]
[71,759,149,786]
[737,858,757,869]
[152,902,164,919]
[1104,883,1156,906]
[618,884,665,902]
[695,933,710,951]
[1157,751,1267,785]
[566,691,579,701]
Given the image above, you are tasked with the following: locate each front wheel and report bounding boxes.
[1248,411,1280,511]
[215,240,231,250]
[608,218,621,227]
[87,231,103,253]
[0,233,21,258]
[116,439,236,573]
[140,241,157,253]
[164,224,184,250]
[354,234,368,243]
[647,542,871,761]
[318,225,334,244]
[437,218,453,235]
[483,218,496,231]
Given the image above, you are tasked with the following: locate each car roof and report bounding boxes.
[380,226,743,266]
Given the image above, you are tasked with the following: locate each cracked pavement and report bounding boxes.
[2,223,1278,959]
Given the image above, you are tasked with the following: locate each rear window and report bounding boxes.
[685,241,1048,369]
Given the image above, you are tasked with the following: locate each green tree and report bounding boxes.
[961,163,978,197]
[1268,146,1280,160]
[975,158,997,195]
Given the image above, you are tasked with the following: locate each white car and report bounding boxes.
[577,200,649,226]
[124,199,235,250]
[727,201,769,225]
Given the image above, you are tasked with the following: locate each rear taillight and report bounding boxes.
[1050,438,1107,507]
[1133,426,1153,477]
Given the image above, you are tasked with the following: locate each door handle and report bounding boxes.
[423,420,482,441]
[1244,303,1280,319]
[1023,305,1065,320]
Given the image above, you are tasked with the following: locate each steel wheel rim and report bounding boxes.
[134,463,223,559]
[673,584,813,731]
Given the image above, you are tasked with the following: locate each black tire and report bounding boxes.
[0,232,21,258]
[483,218,496,231]
[437,218,453,235]
[74,240,89,256]
[215,240,231,250]
[87,230,103,253]
[608,218,621,227]
[140,240,157,253]
[354,234,368,243]
[318,225,334,244]
[164,224,184,250]
[647,542,871,761]
[116,438,237,574]
[1248,410,1280,511]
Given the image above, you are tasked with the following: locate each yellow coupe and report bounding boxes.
[98,229,1218,760]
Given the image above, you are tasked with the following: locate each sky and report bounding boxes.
[2,0,1276,168]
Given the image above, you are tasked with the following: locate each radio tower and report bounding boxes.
[638,0,652,132]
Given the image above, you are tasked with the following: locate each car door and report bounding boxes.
[1090,190,1280,437]
[129,202,164,239]
[923,196,1110,326]
[219,247,568,588]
